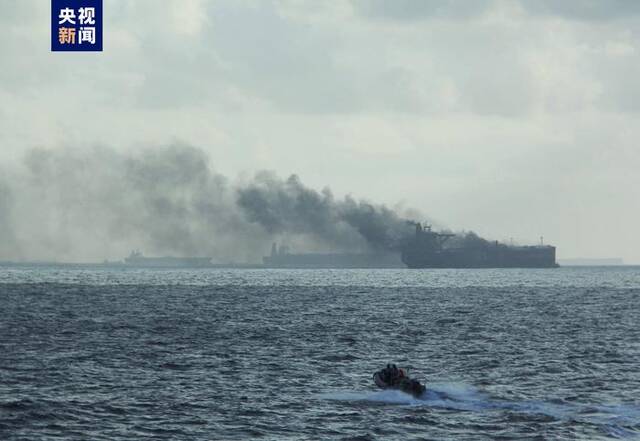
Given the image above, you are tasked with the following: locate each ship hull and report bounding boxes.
[401,246,558,269]
[263,252,404,269]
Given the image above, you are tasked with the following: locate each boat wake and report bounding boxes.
[320,383,640,438]
[320,383,489,409]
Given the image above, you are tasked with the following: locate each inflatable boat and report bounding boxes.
[373,364,426,397]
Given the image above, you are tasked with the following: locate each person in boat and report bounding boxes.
[379,363,405,386]
[373,363,426,397]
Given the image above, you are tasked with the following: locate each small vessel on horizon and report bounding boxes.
[123,250,213,268]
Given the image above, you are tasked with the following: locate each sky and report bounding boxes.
[1,0,639,263]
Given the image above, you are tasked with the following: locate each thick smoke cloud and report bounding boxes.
[2,144,264,262]
[0,179,18,256]
[0,144,416,262]
[237,173,410,252]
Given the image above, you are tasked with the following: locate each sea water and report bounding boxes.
[1,266,639,440]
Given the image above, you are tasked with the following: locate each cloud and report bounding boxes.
[353,0,493,21]
[354,0,640,22]
[1,0,639,262]
[520,0,640,21]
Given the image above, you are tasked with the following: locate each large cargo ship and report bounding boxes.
[124,250,212,268]
[401,223,558,268]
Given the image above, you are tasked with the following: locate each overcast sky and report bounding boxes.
[1,0,639,262]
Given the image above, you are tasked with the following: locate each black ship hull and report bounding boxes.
[401,248,559,268]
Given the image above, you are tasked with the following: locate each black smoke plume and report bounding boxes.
[0,143,416,262]
[237,173,410,252]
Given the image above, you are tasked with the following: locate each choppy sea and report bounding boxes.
[1,265,639,440]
